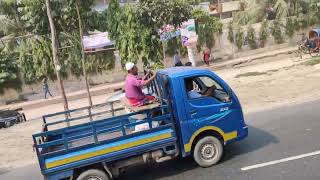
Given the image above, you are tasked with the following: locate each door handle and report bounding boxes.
[190,110,197,115]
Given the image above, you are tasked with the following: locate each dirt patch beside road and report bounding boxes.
[218,54,320,113]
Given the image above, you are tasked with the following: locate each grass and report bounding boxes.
[235,71,268,78]
[303,57,320,66]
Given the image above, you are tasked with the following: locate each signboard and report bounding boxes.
[82,32,114,49]
[158,19,198,46]
[158,25,181,42]
[180,19,198,47]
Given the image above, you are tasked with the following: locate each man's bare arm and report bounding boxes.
[143,73,156,86]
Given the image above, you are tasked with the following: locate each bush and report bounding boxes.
[271,20,284,44]
[286,18,295,38]
[247,26,257,49]
[227,21,234,43]
[259,20,269,47]
[235,28,244,50]
[299,17,309,30]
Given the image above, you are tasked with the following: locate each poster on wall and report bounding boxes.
[82,32,114,50]
[158,25,181,42]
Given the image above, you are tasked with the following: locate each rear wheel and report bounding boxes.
[22,113,27,122]
[298,45,309,54]
[193,136,223,168]
[76,169,109,180]
[309,48,320,57]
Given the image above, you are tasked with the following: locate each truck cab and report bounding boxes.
[159,67,248,157]
[33,67,248,180]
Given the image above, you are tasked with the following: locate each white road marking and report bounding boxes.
[241,150,320,171]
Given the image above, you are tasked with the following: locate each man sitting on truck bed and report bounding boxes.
[125,62,157,106]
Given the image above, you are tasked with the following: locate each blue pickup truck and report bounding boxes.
[33,67,248,180]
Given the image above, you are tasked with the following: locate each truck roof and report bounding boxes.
[158,67,212,78]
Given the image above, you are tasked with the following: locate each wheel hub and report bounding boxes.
[200,144,216,160]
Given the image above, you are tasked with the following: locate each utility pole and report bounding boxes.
[162,41,167,68]
[218,0,222,20]
[75,0,93,108]
[45,0,70,113]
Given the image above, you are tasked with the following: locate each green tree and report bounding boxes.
[137,0,192,65]
[191,8,223,52]
[0,47,18,87]
[0,0,115,86]
[286,17,295,38]
[110,0,192,66]
[106,0,121,40]
[116,5,141,64]
[233,0,308,26]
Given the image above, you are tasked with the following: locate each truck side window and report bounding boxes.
[185,78,202,99]
[185,76,231,103]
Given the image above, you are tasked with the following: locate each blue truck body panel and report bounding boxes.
[33,67,248,180]
[158,67,247,156]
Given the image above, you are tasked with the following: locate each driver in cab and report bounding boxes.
[186,78,216,99]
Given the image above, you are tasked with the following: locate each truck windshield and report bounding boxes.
[198,76,223,90]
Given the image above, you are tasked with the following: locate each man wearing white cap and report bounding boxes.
[124,62,156,106]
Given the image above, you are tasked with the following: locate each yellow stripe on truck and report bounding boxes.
[46,133,172,169]
[184,126,237,153]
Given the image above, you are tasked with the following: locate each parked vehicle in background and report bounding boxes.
[0,108,26,128]
[298,29,320,57]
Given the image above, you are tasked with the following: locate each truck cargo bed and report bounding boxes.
[33,103,175,175]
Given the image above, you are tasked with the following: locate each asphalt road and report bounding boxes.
[1,100,320,180]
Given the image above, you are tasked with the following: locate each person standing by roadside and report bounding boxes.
[42,77,53,99]
[203,46,211,66]
[173,50,183,67]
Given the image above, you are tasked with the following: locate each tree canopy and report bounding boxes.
[0,0,114,86]
[0,0,223,90]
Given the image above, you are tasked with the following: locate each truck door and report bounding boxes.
[182,75,235,143]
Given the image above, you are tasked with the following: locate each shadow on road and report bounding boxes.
[222,125,279,162]
[119,125,278,180]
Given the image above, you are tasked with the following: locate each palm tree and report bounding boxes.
[233,0,307,26]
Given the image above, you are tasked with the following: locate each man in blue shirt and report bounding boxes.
[173,51,183,67]
[185,79,215,99]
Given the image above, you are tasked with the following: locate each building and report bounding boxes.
[197,0,241,23]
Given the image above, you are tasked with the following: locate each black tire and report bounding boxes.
[4,121,12,128]
[22,113,27,122]
[77,169,109,180]
[193,136,223,168]
[16,116,21,124]
[309,48,320,57]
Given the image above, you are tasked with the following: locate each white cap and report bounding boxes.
[125,62,135,71]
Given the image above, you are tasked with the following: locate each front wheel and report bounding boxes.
[76,169,109,180]
[4,121,12,128]
[193,136,223,168]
